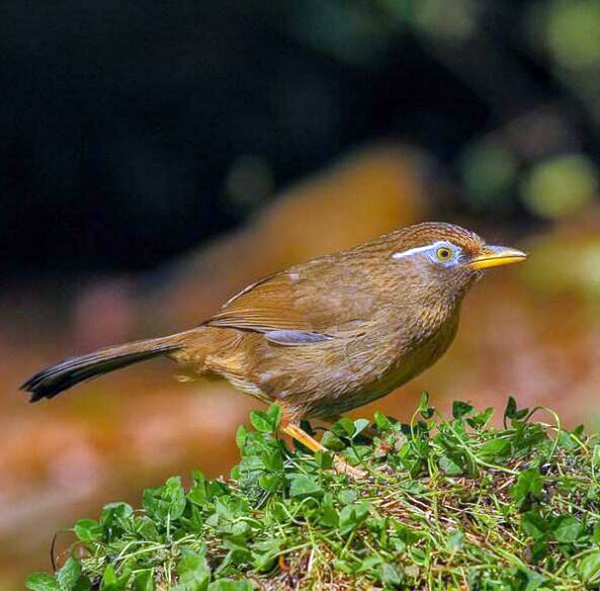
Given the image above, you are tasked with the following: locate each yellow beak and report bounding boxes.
[469,245,527,270]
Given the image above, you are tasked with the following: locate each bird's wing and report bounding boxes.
[203,258,378,344]
[206,272,313,332]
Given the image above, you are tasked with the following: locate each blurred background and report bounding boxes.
[2,0,600,586]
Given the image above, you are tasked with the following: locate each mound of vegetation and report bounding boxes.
[26,395,600,590]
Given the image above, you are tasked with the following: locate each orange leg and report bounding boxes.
[281,421,366,479]
[282,422,326,453]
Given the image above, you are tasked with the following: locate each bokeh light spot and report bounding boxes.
[520,154,598,218]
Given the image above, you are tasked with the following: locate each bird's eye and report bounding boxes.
[436,246,454,262]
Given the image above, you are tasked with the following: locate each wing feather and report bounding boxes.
[205,272,313,332]
[203,258,379,343]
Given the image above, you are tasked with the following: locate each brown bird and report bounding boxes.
[21,222,526,475]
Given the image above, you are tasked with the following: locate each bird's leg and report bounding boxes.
[280,421,366,479]
[281,422,325,452]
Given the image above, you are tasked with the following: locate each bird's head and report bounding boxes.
[372,222,527,303]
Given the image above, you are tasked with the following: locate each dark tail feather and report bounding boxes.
[21,335,184,402]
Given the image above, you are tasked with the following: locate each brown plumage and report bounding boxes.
[21,222,526,476]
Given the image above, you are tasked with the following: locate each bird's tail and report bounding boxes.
[21,332,191,402]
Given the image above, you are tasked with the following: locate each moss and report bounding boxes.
[26,395,600,590]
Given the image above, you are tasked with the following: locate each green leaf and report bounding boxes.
[321,431,346,451]
[100,564,130,591]
[438,454,463,476]
[379,563,403,586]
[452,401,473,419]
[101,502,134,522]
[258,473,282,492]
[557,429,580,452]
[579,551,600,584]
[251,539,282,572]
[74,519,103,542]
[188,471,208,505]
[395,524,424,545]
[207,581,254,591]
[529,539,550,563]
[479,437,511,459]
[100,503,134,541]
[507,567,546,590]
[173,549,210,591]
[134,570,154,591]
[337,489,358,505]
[404,563,420,579]
[419,392,434,419]
[343,444,370,465]
[356,555,383,572]
[353,418,370,436]
[235,425,248,449]
[505,396,517,419]
[522,512,548,541]
[466,407,493,428]
[446,530,464,552]
[142,476,186,522]
[249,410,273,433]
[57,558,81,591]
[339,502,370,535]
[134,516,161,541]
[101,564,117,588]
[314,451,334,470]
[72,578,91,591]
[511,467,543,504]
[266,404,282,429]
[25,573,60,591]
[552,516,581,543]
[261,448,283,472]
[505,396,528,422]
[319,495,339,528]
[410,547,427,565]
[337,417,356,438]
[571,424,584,438]
[374,411,392,431]
[289,474,322,498]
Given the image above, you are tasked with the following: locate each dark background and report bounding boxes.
[6,0,597,280]
[2,0,600,587]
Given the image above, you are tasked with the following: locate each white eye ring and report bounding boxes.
[391,241,460,263]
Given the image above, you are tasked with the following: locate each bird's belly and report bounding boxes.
[198,317,458,421]
[296,354,422,418]
[254,320,459,420]
[248,345,397,420]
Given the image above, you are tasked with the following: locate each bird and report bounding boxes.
[21,222,526,476]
